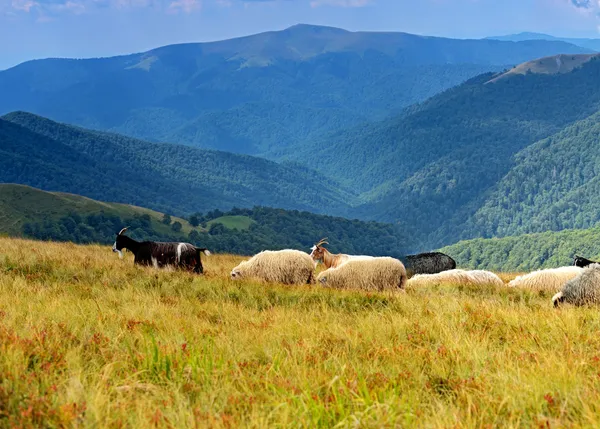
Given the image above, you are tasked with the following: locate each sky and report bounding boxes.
[2,0,600,70]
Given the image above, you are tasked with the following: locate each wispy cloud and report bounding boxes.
[4,0,371,18]
[168,0,199,12]
[310,0,370,7]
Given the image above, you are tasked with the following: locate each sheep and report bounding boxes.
[407,269,503,288]
[316,257,407,292]
[230,249,315,285]
[401,252,457,277]
[112,227,210,273]
[309,238,374,269]
[553,263,600,307]
[508,266,583,293]
[573,255,598,268]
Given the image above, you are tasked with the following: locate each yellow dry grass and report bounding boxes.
[0,237,598,428]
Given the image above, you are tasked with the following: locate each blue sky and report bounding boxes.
[2,0,600,70]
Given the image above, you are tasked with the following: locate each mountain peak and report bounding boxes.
[487,53,600,83]
[283,23,349,33]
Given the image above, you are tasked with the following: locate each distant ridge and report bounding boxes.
[0,24,591,155]
[487,53,600,83]
[487,32,600,52]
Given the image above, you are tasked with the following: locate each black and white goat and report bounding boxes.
[112,227,210,274]
[573,255,598,268]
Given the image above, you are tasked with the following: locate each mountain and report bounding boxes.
[0,24,592,157]
[467,110,600,238]
[0,112,356,217]
[487,32,600,52]
[0,184,408,257]
[439,226,600,272]
[488,53,598,82]
[287,54,600,248]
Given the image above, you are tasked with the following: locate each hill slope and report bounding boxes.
[0,184,196,237]
[0,112,356,216]
[288,55,600,247]
[467,111,600,238]
[440,226,600,272]
[0,24,591,156]
[0,184,408,256]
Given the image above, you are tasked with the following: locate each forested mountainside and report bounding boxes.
[0,24,590,156]
[0,184,408,257]
[0,112,356,216]
[440,226,600,272]
[287,55,600,247]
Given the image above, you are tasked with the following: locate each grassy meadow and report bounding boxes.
[2,237,600,427]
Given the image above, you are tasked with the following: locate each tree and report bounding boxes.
[188,230,200,243]
[171,221,182,232]
[162,214,172,225]
[189,214,200,227]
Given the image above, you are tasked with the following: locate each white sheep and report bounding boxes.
[508,266,583,293]
[553,263,600,307]
[407,269,503,288]
[230,249,315,285]
[316,257,407,292]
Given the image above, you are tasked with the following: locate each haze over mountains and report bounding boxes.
[488,32,600,52]
[4,25,600,252]
[0,24,592,157]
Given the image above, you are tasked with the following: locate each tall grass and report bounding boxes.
[0,237,599,427]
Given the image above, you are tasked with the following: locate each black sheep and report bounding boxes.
[401,252,456,278]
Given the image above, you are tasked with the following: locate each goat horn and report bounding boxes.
[118,227,129,236]
[315,237,329,247]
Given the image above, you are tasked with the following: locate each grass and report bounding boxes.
[206,216,255,231]
[1,237,600,427]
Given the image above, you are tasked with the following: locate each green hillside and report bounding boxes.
[0,184,408,257]
[440,226,600,272]
[0,24,589,156]
[289,55,600,248]
[0,112,356,217]
[0,184,196,236]
[207,216,255,231]
[467,110,600,238]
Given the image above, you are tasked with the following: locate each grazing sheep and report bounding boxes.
[508,266,583,293]
[407,269,503,288]
[573,255,598,268]
[401,252,457,278]
[316,257,407,292]
[553,263,600,307]
[230,249,315,285]
[466,270,504,287]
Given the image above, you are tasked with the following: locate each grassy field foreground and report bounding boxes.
[1,238,600,427]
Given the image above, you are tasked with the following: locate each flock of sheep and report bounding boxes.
[112,229,600,307]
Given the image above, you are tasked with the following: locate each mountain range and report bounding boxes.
[487,32,600,52]
[4,25,600,253]
[0,24,592,158]
[0,111,356,216]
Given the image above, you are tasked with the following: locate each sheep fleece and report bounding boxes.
[508,266,583,292]
[231,250,315,285]
[408,269,503,288]
[316,257,407,291]
[553,263,600,306]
